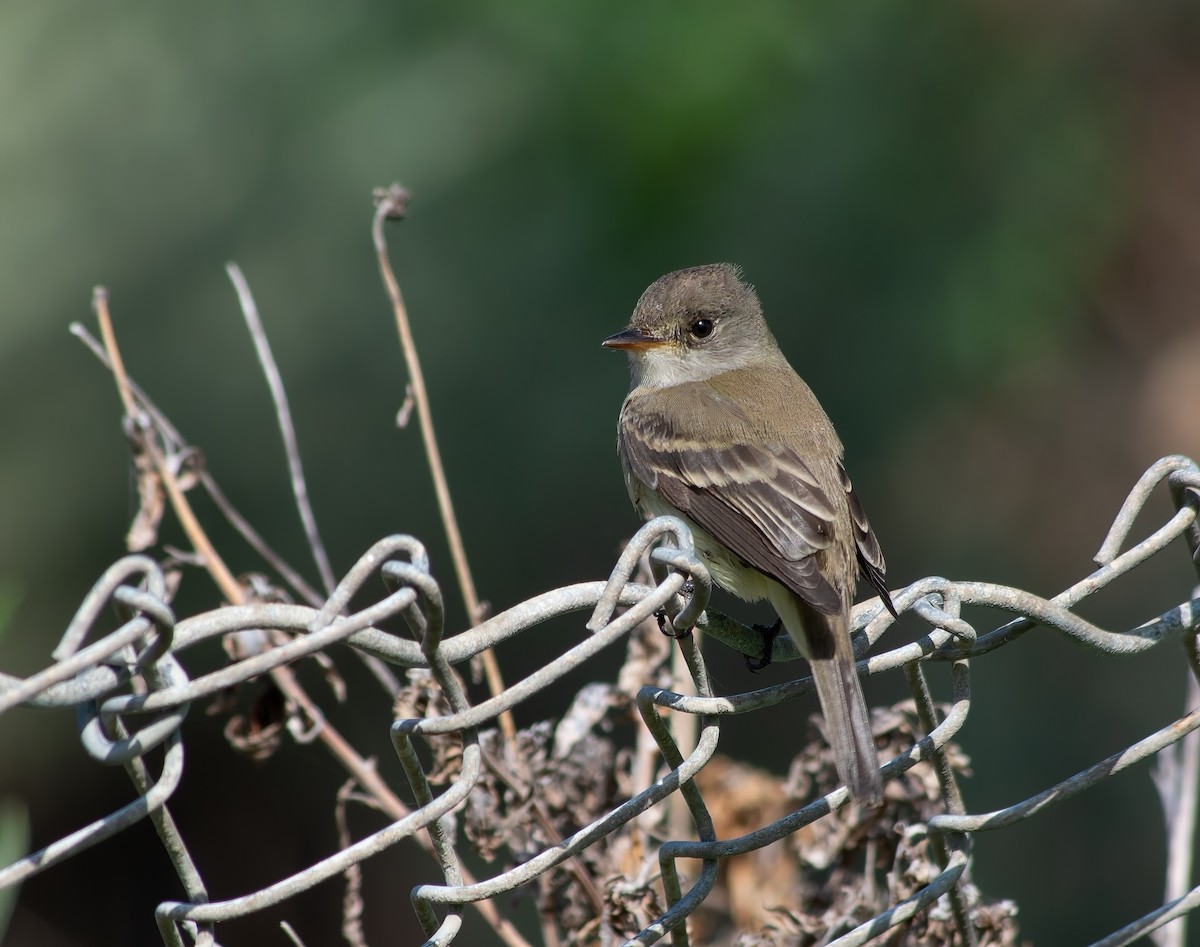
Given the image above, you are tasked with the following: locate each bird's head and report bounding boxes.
[603,263,782,388]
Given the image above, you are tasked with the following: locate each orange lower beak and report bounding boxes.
[602,328,669,351]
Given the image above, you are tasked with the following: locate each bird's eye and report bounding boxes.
[689,318,715,339]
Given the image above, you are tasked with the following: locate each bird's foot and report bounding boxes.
[652,578,697,638]
[745,618,783,672]
[655,609,693,639]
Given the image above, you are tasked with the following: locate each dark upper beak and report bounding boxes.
[602,327,670,351]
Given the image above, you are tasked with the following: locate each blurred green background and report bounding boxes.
[3,1,1200,944]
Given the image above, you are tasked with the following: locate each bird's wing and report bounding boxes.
[619,388,844,615]
[839,461,898,618]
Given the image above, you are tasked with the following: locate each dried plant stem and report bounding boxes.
[226,263,337,596]
[335,779,369,947]
[668,636,697,843]
[371,185,515,744]
[94,288,240,597]
[92,289,531,947]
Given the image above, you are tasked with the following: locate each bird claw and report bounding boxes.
[652,577,697,639]
[655,609,693,639]
[745,618,783,672]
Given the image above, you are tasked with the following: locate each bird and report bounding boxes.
[603,263,895,806]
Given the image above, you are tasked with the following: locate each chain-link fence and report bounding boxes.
[4,205,1200,944]
[2,450,1199,946]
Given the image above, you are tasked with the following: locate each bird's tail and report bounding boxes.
[786,596,882,807]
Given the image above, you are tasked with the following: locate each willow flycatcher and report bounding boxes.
[603,263,895,806]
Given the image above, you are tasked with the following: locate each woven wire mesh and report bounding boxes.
[2,454,1199,946]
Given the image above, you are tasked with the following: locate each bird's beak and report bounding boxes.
[602,327,670,351]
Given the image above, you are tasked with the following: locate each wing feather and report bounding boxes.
[838,462,898,618]
[619,391,844,614]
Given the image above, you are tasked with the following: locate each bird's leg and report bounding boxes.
[654,579,695,638]
[745,617,783,672]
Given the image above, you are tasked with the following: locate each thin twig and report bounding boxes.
[335,778,369,947]
[668,637,697,844]
[226,263,337,597]
[280,921,307,947]
[370,184,515,745]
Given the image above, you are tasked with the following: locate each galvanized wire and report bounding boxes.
[1,455,1199,946]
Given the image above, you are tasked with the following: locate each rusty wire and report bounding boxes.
[1,455,1199,946]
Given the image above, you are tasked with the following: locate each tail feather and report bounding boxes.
[779,593,882,806]
[808,647,881,806]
